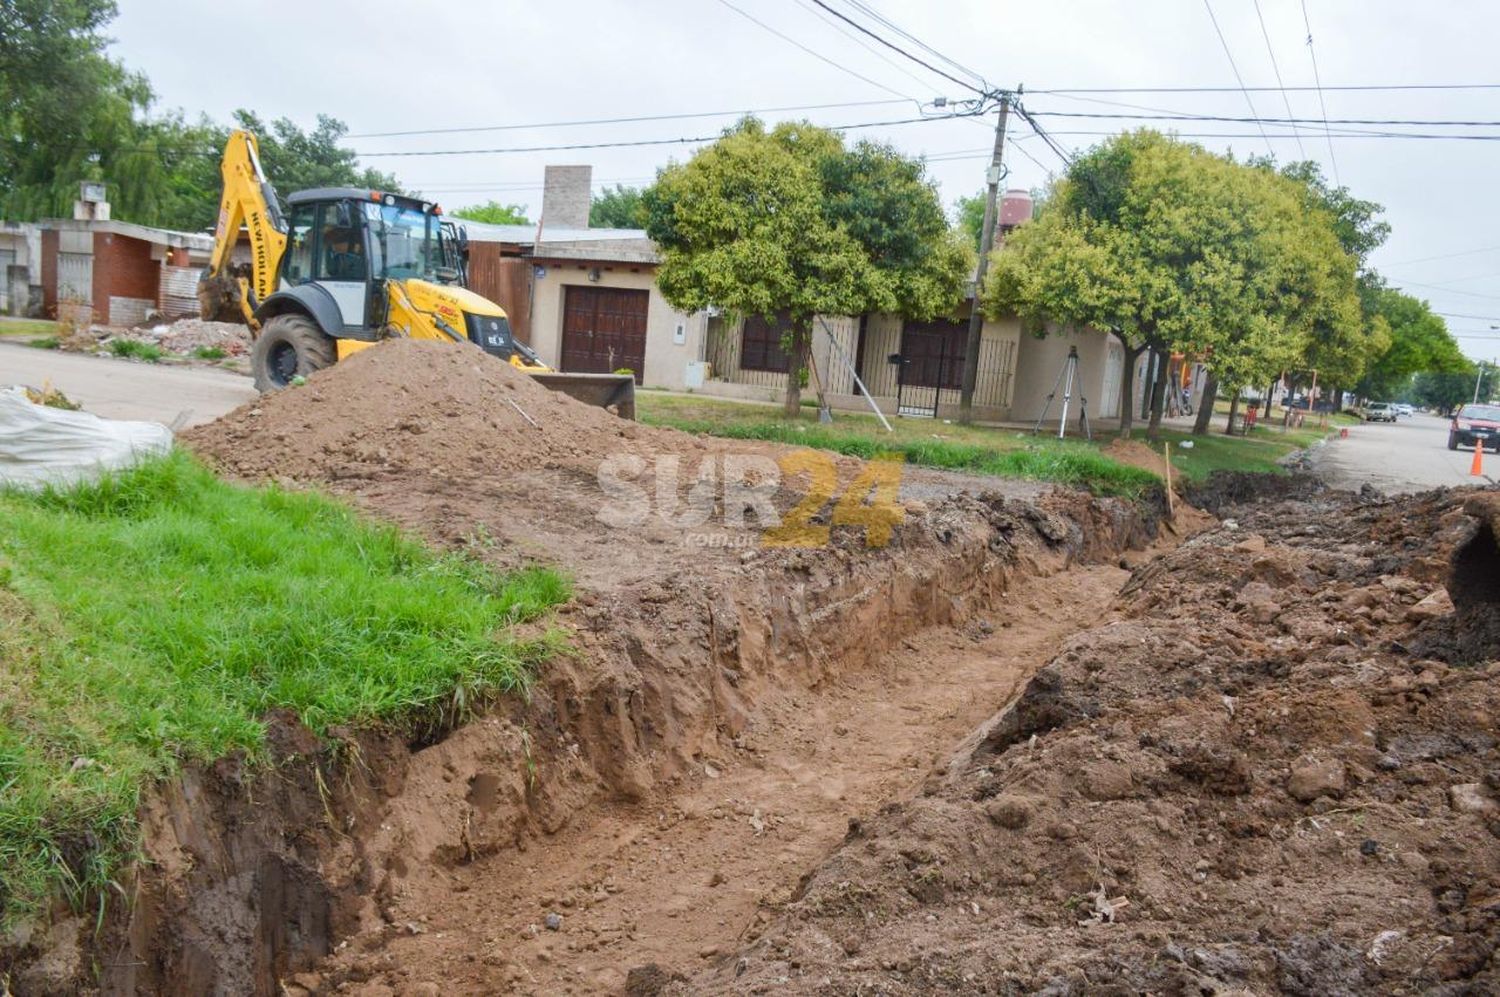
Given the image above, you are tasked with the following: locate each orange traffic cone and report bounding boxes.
[1472,440,1486,477]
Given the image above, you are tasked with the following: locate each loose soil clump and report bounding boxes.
[671,485,1500,995]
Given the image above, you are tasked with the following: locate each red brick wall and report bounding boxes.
[93,232,160,321]
[40,229,59,317]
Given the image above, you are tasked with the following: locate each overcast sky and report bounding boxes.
[110,0,1500,362]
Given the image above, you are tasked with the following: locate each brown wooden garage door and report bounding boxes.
[561,286,648,384]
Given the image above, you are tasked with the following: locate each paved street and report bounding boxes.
[1,344,256,428]
[1310,411,1497,493]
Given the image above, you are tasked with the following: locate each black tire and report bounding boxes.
[251,313,336,392]
[1448,431,1460,451]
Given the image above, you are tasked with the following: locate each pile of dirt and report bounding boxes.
[182,338,689,482]
[671,485,1500,995]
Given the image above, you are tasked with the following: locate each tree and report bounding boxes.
[644,119,973,416]
[983,130,1360,439]
[954,190,985,252]
[1356,287,1468,399]
[1413,366,1495,416]
[452,201,531,226]
[589,184,645,228]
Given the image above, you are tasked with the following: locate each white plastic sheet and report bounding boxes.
[0,386,172,490]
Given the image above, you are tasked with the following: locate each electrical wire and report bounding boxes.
[1031,83,1500,95]
[1029,110,1500,128]
[348,99,912,139]
[805,0,986,95]
[353,111,985,157]
[787,0,937,94]
[1252,0,1307,158]
[1299,0,1340,184]
[711,0,916,101]
[838,0,990,89]
[1201,0,1276,157]
[1383,245,1500,268]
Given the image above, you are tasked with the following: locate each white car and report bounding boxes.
[1360,402,1398,423]
[1395,403,1414,417]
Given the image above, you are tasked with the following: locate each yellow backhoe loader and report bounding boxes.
[199,130,635,417]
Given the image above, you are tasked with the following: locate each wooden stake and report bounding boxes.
[1163,442,1175,518]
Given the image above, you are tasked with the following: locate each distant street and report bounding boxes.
[1310,411,1496,493]
[0,345,256,428]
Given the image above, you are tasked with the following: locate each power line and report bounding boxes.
[1201,0,1276,157]
[1383,244,1500,268]
[839,0,990,89]
[347,98,911,139]
[1397,280,1500,302]
[711,0,916,101]
[1030,83,1500,95]
[806,0,986,96]
[787,0,937,94]
[1300,0,1340,184]
[354,112,984,157]
[1012,103,1074,167]
[1030,110,1500,128]
[1029,129,1500,141]
[1252,0,1307,158]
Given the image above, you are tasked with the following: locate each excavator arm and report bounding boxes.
[199,130,288,329]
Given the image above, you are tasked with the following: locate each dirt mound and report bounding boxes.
[672,486,1500,995]
[1183,467,1327,516]
[182,338,673,482]
[151,317,253,355]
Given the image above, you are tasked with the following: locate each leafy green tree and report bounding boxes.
[954,191,985,252]
[452,200,531,226]
[0,0,153,221]
[984,130,1360,439]
[1413,366,1495,415]
[1355,287,1468,399]
[589,184,645,228]
[645,118,973,416]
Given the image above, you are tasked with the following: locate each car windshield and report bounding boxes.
[1463,404,1500,421]
[366,202,439,280]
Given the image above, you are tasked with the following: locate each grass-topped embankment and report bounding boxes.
[639,394,1160,499]
[0,452,569,925]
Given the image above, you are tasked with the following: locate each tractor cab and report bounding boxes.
[279,188,464,331]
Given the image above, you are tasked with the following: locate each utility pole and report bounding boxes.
[1475,360,1490,404]
[958,91,1012,425]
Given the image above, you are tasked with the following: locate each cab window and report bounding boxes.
[283,202,317,284]
[317,201,366,281]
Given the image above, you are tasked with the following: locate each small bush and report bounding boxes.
[25,336,60,350]
[193,345,227,360]
[108,339,164,362]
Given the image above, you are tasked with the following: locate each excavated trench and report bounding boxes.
[5,485,1164,996]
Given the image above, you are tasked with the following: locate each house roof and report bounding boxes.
[40,217,214,252]
[456,219,659,264]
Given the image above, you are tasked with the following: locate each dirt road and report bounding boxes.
[1311,411,1495,493]
[0,344,256,427]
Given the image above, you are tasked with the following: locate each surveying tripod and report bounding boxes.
[1031,345,1092,440]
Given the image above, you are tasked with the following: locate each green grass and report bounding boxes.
[192,345,227,361]
[0,452,569,925]
[25,336,59,350]
[1160,411,1358,480]
[0,319,58,339]
[639,395,1160,499]
[107,339,165,362]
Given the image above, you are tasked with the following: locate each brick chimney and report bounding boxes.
[541,165,592,229]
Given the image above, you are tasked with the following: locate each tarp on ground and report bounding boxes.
[0,386,172,489]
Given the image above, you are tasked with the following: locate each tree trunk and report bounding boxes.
[1116,338,1146,440]
[782,323,806,418]
[1224,387,1241,435]
[1146,347,1171,441]
[1192,371,1218,435]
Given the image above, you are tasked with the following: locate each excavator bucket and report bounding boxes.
[527,372,637,421]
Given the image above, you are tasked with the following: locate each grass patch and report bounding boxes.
[1161,414,1355,481]
[25,336,59,350]
[0,452,569,925]
[0,319,58,339]
[107,339,164,362]
[640,395,1159,499]
[192,345,227,361]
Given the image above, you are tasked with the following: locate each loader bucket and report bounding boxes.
[527,371,638,421]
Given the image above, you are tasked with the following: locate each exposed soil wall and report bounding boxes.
[3,341,1165,994]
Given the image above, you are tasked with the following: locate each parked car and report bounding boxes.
[1360,401,1398,423]
[1448,402,1500,451]
[1395,403,1414,417]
